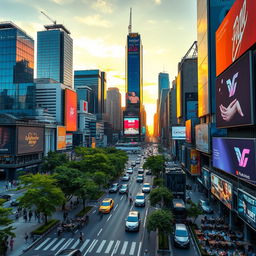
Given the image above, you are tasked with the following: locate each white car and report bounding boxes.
[142,183,151,193]
[126,168,133,174]
[122,174,130,181]
[135,193,145,207]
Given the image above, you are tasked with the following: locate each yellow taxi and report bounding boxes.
[99,198,114,213]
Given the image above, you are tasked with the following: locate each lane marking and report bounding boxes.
[129,242,136,255]
[79,239,90,251]
[144,207,149,228]
[88,239,98,252]
[43,238,57,251]
[83,239,97,255]
[107,214,112,222]
[93,210,96,214]
[55,238,73,255]
[51,238,65,251]
[120,195,124,200]
[71,239,80,249]
[35,237,51,250]
[114,204,119,211]
[97,228,103,236]
[137,242,142,256]
[111,240,121,256]
[96,240,106,253]
[120,241,128,255]
[105,240,114,253]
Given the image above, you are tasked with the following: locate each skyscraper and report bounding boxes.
[158,72,170,100]
[0,22,35,116]
[37,24,73,88]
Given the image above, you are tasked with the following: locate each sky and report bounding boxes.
[0,0,197,135]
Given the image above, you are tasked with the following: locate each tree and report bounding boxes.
[19,174,65,224]
[149,186,173,208]
[146,209,173,234]
[41,151,69,173]
[187,202,203,224]
[0,199,15,255]
[143,155,165,178]
[91,171,109,189]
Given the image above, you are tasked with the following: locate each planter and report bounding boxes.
[156,230,171,256]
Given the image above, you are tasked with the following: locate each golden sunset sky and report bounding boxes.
[1,0,196,134]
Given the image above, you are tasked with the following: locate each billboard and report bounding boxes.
[126,92,140,106]
[190,149,200,175]
[211,174,232,209]
[202,167,211,189]
[216,0,256,76]
[0,127,12,153]
[238,190,256,230]
[195,123,210,153]
[80,100,88,113]
[186,120,192,143]
[65,89,77,132]
[172,126,185,140]
[216,51,253,128]
[124,117,139,135]
[213,137,256,183]
[17,127,44,154]
[185,92,198,120]
[57,126,66,150]
[176,72,182,118]
[66,133,73,148]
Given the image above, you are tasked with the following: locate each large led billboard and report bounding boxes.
[213,137,256,183]
[57,126,66,151]
[17,127,44,155]
[126,92,140,107]
[195,123,210,153]
[176,72,182,118]
[65,89,77,132]
[0,127,12,153]
[66,133,73,148]
[124,117,139,135]
[216,0,256,76]
[186,120,192,143]
[238,190,256,230]
[172,126,185,140]
[216,51,253,128]
[211,173,232,209]
[190,149,200,175]
[202,167,210,189]
[185,92,198,120]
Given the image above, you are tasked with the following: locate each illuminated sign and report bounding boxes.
[66,133,73,148]
[172,126,185,140]
[65,89,77,131]
[0,127,12,153]
[57,126,66,150]
[176,72,182,118]
[186,120,192,143]
[190,149,200,175]
[80,100,88,113]
[124,117,139,135]
[195,123,210,153]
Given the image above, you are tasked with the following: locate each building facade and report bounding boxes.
[158,72,170,100]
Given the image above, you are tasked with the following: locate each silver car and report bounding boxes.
[142,183,151,193]
[135,193,145,207]
[125,211,140,232]
[173,224,190,248]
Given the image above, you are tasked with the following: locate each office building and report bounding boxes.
[0,22,35,116]
[37,24,73,88]
[158,72,170,100]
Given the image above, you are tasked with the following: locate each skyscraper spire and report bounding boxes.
[128,8,132,34]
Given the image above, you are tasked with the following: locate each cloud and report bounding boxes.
[75,15,111,28]
[49,0,74,4]
[147,20,157,24]
[154,0,161,5]
[91,0,113,14]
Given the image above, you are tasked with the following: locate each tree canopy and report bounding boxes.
[143,155,165,178]
[149,186,173,208]
[187,202,203,223]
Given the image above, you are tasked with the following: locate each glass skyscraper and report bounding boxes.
[37,24,73,88]
[0,22,35,115]
[158,72,170,100]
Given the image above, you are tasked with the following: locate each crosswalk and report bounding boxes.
[33,237,142,255]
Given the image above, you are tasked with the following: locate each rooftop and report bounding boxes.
[44,24,70,34]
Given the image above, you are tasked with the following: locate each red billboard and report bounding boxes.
[124,117,139,135]
[65,89,77,132]
[216,0,256,76]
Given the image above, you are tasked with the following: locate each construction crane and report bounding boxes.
[41,11,56,25]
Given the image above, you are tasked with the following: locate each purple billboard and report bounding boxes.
[213,137,256,183]
[216,51,254,128]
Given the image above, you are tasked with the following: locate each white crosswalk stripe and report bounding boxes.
[111,240,120,255]
[55,238,74,255]
[71,239,80,249]
[129,242,136,255]
[51,238,65,251]
[120,241,128,255]
[83,239,97,255]
[43,238,57,251]
[105,240,114,254]
[35,238,51,250]
[96,240,106,253]
[80,239,90,252]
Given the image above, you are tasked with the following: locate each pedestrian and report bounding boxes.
[8,181,11,188]
[23,214,28,222]
[9,237,14,251]
[79,231,84,243]
[37,213,41,223]
[5,184,8,191]
[23,208,27,216]
[34,210,37,221]
[24,233,29,243]
[144,249,149,256]
[28,210,33,222]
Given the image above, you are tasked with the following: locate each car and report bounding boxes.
[125,211,140,232]
[135,193,145,207]
[145,170,152,175]
[119,184,129,194]
[136,159,140,164]
[136,174,144,183]
[56,249,82,256]
[199,199,213,214]
[99,198,114,214]
[0,194,11,201]
[122,174,130,181]
[126,168,133,174]
[138,168,144,174]
[109,183,119,193]
[173,223,190,248]
[142,183,151,193]
[131,161,136,167]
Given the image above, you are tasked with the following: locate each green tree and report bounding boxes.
[92,171,109,189]
[146,209,173,234]
[19,174,65,224]
[0,199,15,254]
[143,155,165,178]
[41,151,69,173]
[187,202,203,224]
[149,187,173,208]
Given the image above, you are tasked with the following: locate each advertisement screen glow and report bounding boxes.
[57,126,66,150]
[65,89,77,132]
[172,126,185,140]
[124,118,139,135]
[195,123,210,153]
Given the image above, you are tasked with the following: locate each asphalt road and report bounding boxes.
[22,152,155,256]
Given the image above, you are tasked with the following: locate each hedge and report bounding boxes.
[76,206,93,217]
[158,232,169,250]
[32,219,59,235]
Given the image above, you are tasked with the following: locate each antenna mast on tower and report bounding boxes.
[128,8,132,34]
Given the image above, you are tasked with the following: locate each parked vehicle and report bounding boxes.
[0,194,11,200]
[125,211,140,232]
[145,170,152,175]
[199,199,213,214]
[173,223,190,248]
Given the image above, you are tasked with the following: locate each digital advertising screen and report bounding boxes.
[216,51,253,128]
[213,137,256,183]
[126,92,140,106]
[57,126,66,151]
[186,120,192,143]
[195,123,210,153]
[238,190,256,230]
[17,127,44,155]
[172,126,185,140]
[66,133,73,148]
[65,89,77,132]
[124,117,139,135]
[185,92,198,120]
[0,127,12,153]
[190,149,200,175]
[211,173,232,209]
[202,167,211,189]
[216,0,256,76]
[176,72,182,118]
[80,100,88,113]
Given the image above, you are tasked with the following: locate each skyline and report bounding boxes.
[0,0,197,134]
